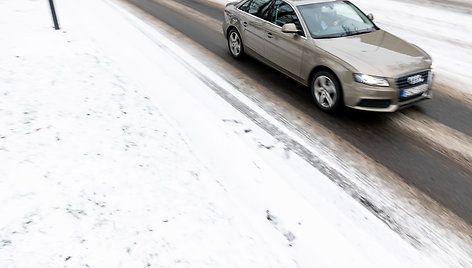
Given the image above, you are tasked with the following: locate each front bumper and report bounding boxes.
[343,75,433,112]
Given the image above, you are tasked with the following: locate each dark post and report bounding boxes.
[48,0,60,30]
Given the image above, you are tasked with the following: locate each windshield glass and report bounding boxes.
[298,1,376,39]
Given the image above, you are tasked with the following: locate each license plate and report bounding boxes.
[401,84,428,98]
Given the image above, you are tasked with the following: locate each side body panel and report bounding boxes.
[241,14,267,56]
[264,24,307,78]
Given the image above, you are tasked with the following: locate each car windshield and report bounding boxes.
[298,1,377,39]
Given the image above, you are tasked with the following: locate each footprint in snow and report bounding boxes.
[266,210,296,244]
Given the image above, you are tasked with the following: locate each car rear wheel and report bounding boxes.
[311,71,343,112]
[228,28,244,59]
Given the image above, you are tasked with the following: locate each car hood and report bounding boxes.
[314,30,432,77]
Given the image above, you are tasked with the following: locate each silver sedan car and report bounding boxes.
[223,0,434,112]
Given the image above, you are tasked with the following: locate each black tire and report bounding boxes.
[310,71,343,112]
[227,28,244,59]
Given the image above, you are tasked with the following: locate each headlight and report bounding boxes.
[353,73,389,87]
[430,62,436,74]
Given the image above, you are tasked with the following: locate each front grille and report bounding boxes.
[357,99,391,108]
[395,70,430,90]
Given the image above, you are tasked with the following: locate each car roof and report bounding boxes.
[287,0,338,7]
[234,0,340,8]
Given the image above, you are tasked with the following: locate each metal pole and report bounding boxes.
[48,0,60,30]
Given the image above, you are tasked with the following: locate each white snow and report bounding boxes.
[0,0,446,267]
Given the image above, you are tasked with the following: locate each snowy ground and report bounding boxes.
[0,0,456,267]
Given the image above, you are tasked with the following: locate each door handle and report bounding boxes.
[267,32,273,38]
[243,21,248,27]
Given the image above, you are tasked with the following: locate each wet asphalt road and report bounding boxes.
[127,0,472,225]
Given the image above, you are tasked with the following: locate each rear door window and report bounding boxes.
[247,0,274,20]
[238,0,252,12]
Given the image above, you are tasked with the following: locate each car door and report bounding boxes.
[239,0,273,57]
[264,0,307,78]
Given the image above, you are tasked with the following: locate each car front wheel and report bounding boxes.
[228,28,244,59]
[311,71,343,112]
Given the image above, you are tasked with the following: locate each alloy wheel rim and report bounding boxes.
[314,75,337,108]
[229,32,241,56]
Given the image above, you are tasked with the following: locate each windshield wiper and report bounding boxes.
[312,28,376,39]
[336,28,376,37]
[355,28,376,34]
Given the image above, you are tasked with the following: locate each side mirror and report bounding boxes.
[282,23,299,34]
[367,13,374,21]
